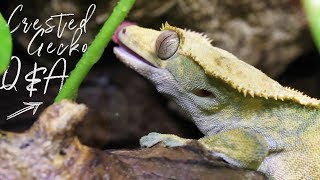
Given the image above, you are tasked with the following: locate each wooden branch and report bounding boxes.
[0,101,265,179]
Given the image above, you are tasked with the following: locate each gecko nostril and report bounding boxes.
[122,28,126,34]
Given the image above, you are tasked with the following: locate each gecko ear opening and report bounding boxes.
[192,89,216,98]
[155,31,180,60]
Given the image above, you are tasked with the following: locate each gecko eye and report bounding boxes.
[155,31,180,60]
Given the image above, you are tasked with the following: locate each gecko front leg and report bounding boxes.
[140,132,191,147]
[140,129,269,170]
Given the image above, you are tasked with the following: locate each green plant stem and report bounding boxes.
[55,0,135,102]
[303,0,320,51]
[0,12,12,74]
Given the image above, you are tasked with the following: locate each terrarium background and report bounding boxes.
[0,0,319,149]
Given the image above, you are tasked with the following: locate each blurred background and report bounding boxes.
[0,0,319,149]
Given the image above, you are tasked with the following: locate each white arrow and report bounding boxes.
[7,102,43,120]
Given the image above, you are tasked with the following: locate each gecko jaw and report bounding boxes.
[113,46,159,76]
[114,42,157,68]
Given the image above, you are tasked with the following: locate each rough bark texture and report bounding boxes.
[6,0,312,77]
[0,101,266,179]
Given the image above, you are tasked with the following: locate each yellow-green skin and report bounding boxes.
[113,23,320,179]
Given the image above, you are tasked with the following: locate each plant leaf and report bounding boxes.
[0,13,12,74]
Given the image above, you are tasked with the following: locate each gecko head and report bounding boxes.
[113,23,241,127]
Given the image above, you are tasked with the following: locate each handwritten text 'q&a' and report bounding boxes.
[0,56,68,98]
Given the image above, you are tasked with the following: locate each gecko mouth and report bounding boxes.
[114,42,157,68]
